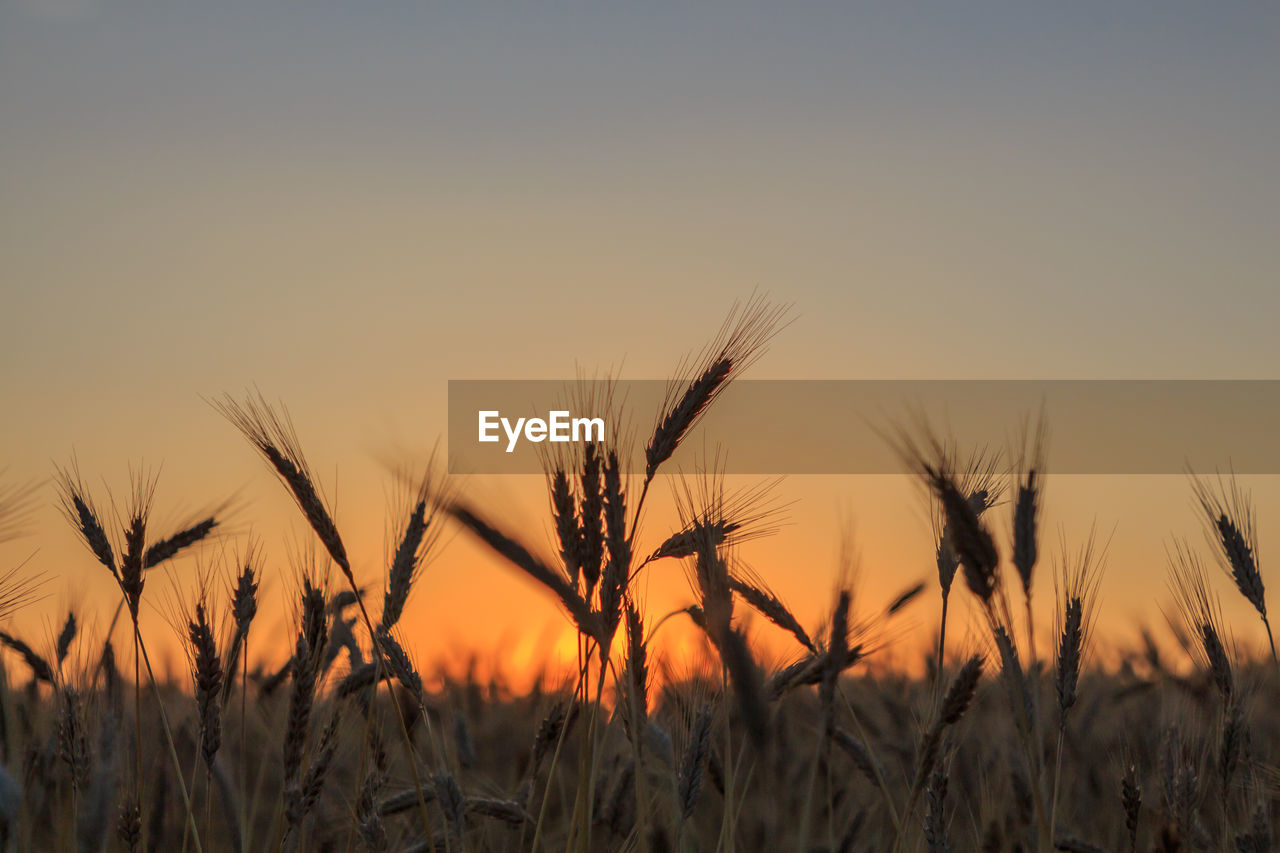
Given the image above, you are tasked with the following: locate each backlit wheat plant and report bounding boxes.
[369,463,451,787]
[380,462,450,637]
[1167,538,1245,843]
[1011,410,1047,665]
[220,542,259,853]
[616,597,652,850]
[628,475,788,850]
[54,462,218,852]
[752,520,890,845]
[279,567,336,850]
[215,393,448,845]
[1167,541,1233,705]
[1121,756,1142,853]
[3,605,89,840]
[670,469,790,732]
[891,430,1003,697]
[891,426,1004,682]
[0,471,39,549]
[0,469,48,795]
[674,701,712,843]
[893,422,1055,849]
[643,476,785,580]
[635,294,789,533]
[672,478,770,852]
[173,571,224,845]
[0,472,43,626]
[449,296,786,852]
[1190,470,1278,668]
[895,653,983,852]
[452,424,632,849]
[1049,526,1106,841]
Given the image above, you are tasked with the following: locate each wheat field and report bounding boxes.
[0,298,1275,853]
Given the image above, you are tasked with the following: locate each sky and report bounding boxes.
[2,2,1279,686]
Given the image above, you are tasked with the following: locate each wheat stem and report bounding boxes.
[530,648,591,852]
[133,621,204,853]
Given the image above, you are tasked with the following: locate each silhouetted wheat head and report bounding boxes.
[2,302,1280,852]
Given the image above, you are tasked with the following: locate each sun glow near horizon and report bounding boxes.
[4,445,1279,694]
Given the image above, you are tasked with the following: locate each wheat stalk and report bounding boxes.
[54,465,208,853]
[187,602,223,773]
[381,464,447,633]
[1190,470,1277,667]
[643,295,788,483]
[448,503,599,642]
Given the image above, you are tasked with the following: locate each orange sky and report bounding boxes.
[5,453,1280,690]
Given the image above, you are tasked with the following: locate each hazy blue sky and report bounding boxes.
[5,3,1278,384]
[3,3,1279,675]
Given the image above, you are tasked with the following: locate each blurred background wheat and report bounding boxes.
[1,298,1278,852]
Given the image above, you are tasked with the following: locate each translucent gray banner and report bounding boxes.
[447,380,1280,474]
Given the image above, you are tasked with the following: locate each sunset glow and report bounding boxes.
[5,6,1280,849]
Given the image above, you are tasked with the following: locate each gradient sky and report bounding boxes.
[3,2,1280,685]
